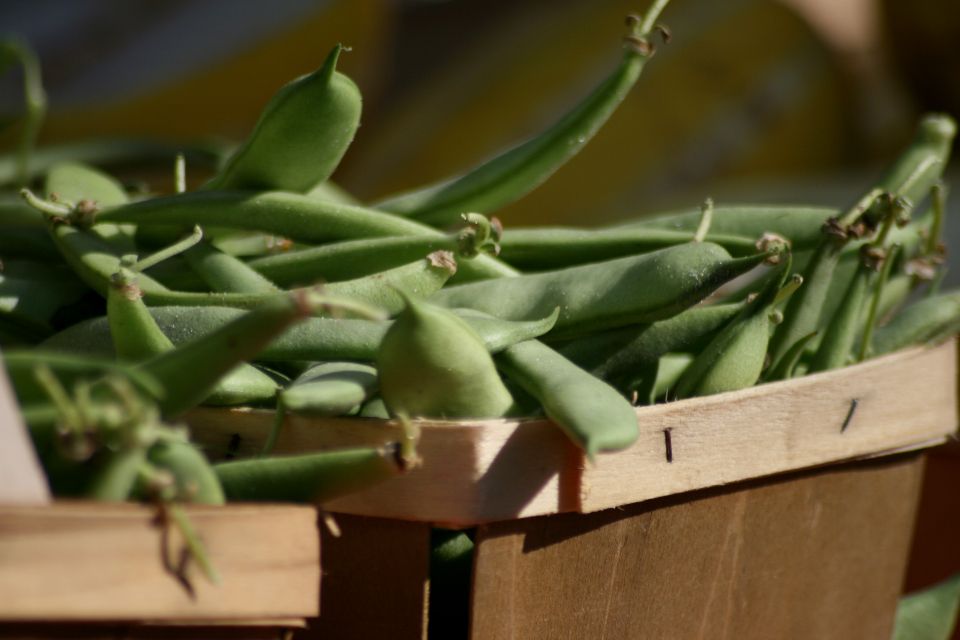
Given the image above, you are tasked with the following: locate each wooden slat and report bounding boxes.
[184,340,958,525]
[0,504,320,621]
[0,355,50,505]
[580,338,958,513]
[298,514,431,640]
[470,454,924,640]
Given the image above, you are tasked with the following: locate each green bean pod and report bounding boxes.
[623,204,837,250]
[44,161,134,252]
[90,190,518,280]
[84,447,148,502]
[1,350,163,407]
[139,289,335,417]
[872,292,960,356]
[498,226,758,270]
[43,306,559,363]
[205,45,361,193]
[182,240,281,294]
[214,445,406,503]
[496,339,638,458]
[107,262,280,407]
[146,440,225,505]
[248,236,467,286]
[374,1,672,226]
[432,242,771,338]
[47,222,435,314]
[553,302,743,373]
[280,362,378,416]
[769,116,955,372]
[674,262,790,399]
[378,296,515,419]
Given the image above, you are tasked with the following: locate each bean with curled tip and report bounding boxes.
[214,445,408,503]
[432,242,772,338]
[42,305,560,363]
[496,339,638,459]
[498,226,759,270]
[373,1,673,227]
[769,116,955,373]
[90,190,517,280]
[205,45,361,193]
[872,291,960,356]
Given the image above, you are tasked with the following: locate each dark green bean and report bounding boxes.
[872,291,960,356]
[498,226,759,270]
[214,445,406,503]
[496,338,638,458]
[205,45,361,193]
[374,1,672,227]
[432,242,772,338]
[90,190,517,280]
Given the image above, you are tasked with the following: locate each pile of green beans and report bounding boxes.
[2,0,959,532]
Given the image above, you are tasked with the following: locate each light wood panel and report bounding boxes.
[471,454,925,640]
[0,503,319,622]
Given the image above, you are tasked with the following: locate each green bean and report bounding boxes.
[246,215,501,286]
[808,207,900,373]
[1,350,163,407]
[44,162,135,253]
[769,116,955,372]
[496,338,638,458]
[306,180,361,205]
[0,261,86,327]
[43,306,559,362]
[675,261,791,398]
[872,291,960,356]
[139,289,358,417]
[90,190,518,280]
[280,362,378,416]
[44,220,429,314]
[145,440,225,505]
[432,242,772,338]
[556,302,744,383]
[214,445,406,503]
[85,447,148,502]
[373,1,672,227]
[182,240,281,293]
[651,353,693,401]
[618,204,836,249]
[498,226,759,270]
[763,332,817,381]
[0,37,46,187]
[358,396,390,419]
[428,529,475,640]
[205,45,361,193]
[378,296,515,419]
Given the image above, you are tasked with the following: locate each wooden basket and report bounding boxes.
[183,338,959,639]
[0,503,320,639]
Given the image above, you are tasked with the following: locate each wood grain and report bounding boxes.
[579,337,958,513]
[0,503,320,621]
[186,341,957,526]
[471,454,925,640]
